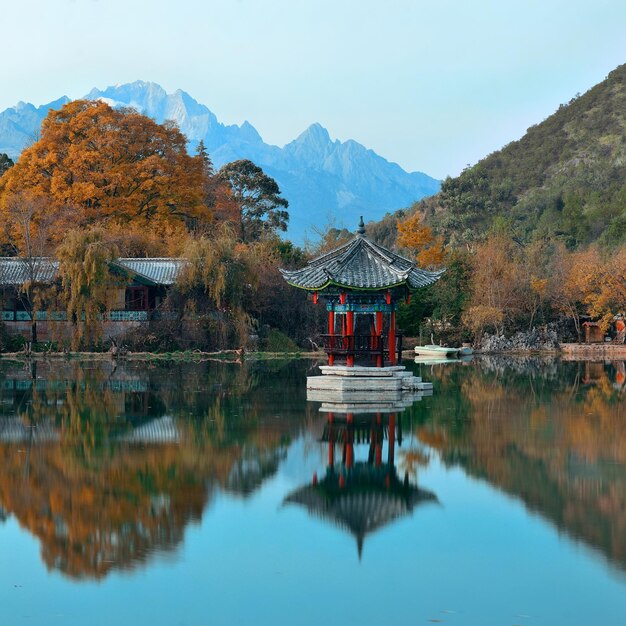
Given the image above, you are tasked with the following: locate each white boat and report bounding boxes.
[414,344,460,358]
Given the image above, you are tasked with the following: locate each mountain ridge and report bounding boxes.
[370,63,626,250]
[0,81,440,241]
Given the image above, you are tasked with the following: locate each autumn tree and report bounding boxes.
[552,245,626,337]
[462,232,527,337]
[1,191,63,342]
[396,211,446,268]
[218,159,288,243]
[306,222,353,256]
[0,100,212,248]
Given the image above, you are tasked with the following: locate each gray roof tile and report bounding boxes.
[0,257,186,287]
[114,258,186,285]
[0,258,58,285]
[280,235,444,291]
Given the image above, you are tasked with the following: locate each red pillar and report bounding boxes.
[388,412,396,465]
[346,413,354,468]
[375,412,382,466]
[389,310,397,365]
[375,311,383,367]
[346,311,355,367]
[328,310,335,366]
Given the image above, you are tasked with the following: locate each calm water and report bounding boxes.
[0,356,625,626]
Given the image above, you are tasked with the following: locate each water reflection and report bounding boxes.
[409,357,626,571]
[285,409,437,557]
[0,356,625,586]
[0,359,314,579]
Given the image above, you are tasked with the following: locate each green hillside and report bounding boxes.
[410,63,626,249]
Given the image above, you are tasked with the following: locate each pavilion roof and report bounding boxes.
[280,226,444,291]
[284,464,437,557]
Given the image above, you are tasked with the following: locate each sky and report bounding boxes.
[1,0,625,179]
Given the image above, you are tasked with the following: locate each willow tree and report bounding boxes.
[56,228,123,349]
[175,227,268,349]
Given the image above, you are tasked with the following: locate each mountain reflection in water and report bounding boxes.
[0,356,625,585]
[410,356,626,571]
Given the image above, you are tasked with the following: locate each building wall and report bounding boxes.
[4,320,147,343]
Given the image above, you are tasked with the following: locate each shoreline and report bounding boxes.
[0,349,327,363]
[1,344,624,362]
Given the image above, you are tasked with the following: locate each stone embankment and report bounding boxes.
[479,328,559,353]
[561,343,626,359]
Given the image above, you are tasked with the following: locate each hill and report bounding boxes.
[385,63,626,250]
[0,82,440,243]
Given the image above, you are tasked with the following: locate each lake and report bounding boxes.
[0,356,625,625]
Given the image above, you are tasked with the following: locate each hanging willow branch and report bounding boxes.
[56,227,125,349]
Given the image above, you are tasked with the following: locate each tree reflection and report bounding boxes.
[408,358,626,570]
[0,359,312,579]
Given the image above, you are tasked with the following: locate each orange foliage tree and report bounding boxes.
[396,211,446,268]
[552,245,626,337]
[0,100,214,250]
[462,232,527,337]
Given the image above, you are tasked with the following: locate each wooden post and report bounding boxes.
[346,311,355,367]
[389,310,396,365]
[328,310,335,366]
[376,311,383,367]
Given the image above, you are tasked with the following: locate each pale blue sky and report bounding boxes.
[2,0,625,178]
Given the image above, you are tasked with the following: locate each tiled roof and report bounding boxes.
[0,258,59,285]
[280,234,444,291]
[0,257,186,287]
[284,464,437,556]
[114,258,187,285]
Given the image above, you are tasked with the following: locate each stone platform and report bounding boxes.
[312,389,432,413]
[307,365,433,394]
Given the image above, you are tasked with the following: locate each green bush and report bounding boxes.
[261,328,299,352]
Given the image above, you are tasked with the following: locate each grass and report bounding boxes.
[0,348,321,363]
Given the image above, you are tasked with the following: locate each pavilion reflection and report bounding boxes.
[285,392,437,557]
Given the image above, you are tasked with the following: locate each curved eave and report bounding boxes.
[283,278,409,292]
[281,271,446,293]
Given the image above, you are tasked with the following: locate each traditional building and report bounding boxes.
[0,257,185,340]
[281,217,443,367]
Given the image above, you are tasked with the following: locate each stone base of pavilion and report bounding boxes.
[307,364,433,396]
[311,389,431,413]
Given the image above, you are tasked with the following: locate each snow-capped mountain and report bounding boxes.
[0,81,440,242]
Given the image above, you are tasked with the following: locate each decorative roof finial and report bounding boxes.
[357,216,366,236]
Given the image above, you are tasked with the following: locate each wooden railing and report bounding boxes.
[320,334,403,365]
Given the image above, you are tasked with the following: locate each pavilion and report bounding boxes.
[280,217,443,368]
[284,409,437,558]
